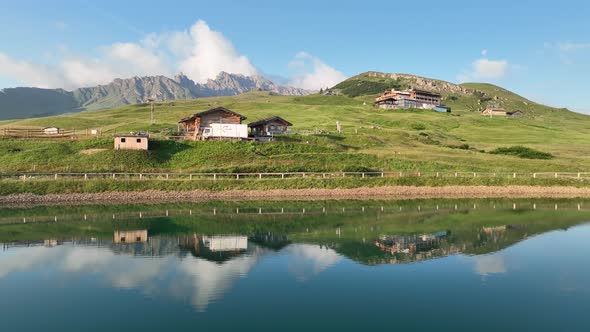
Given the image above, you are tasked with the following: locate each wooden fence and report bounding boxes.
[0,200,587,226]
[1,171,589,182]
[1,127,79,138]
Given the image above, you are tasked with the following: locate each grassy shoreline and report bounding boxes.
[1,176,589,196]
[2,177,590,205]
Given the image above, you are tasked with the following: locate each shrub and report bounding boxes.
[490,146,553,160]
[411,123,427,131]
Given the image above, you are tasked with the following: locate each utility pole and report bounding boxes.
[148,98,155,125]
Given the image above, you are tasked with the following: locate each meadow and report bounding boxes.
[1,84,590,178]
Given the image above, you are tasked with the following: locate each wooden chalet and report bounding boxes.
[481,107,507,116]
[374,88,441,110]
[178,107,247,140]
[248,116,293,136]
[507,110,524,117]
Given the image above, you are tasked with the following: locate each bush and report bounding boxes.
[490,146,553,160]
[342,165,378,173]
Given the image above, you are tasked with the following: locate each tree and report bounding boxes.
[319,88,324,95]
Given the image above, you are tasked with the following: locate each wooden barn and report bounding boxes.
[481,107,507,116]
[178,107,247,140]
[248,116,293,136]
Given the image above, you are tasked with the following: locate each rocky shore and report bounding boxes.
[2,186,590,206]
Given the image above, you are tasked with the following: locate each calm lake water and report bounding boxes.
[1,199,590,331]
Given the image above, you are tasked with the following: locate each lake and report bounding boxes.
[1,199,589,331]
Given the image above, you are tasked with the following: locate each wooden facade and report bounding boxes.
[248,116,293,136]
[114,230,148,244]
[481,107,507,116]
[178,107,247,140]
[374,88,441,110]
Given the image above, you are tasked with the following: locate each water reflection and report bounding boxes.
[1,199,590,321]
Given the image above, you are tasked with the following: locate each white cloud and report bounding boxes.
[0,53,65,89]
[104,42,172,76]
[288,52,347,90]
[177,20,258,83]
[285,244,341,281]
[0,20,347,91]
[481,49,488,56]
[458,58,508,83]
[553,42,590,52]
[59,58,119,88]
[474,255,506,277]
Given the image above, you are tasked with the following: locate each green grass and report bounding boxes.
[0,176,588,195]
[490,146,554,160]
[1,84,590,180]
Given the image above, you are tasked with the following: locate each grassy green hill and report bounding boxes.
[1,72,589,174]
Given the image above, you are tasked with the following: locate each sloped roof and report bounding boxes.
[179,107,247,123]
[248,116,293,127]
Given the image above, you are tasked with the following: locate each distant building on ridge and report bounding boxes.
[374,88,442,110]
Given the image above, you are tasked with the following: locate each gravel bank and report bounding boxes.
[2,186,590,206]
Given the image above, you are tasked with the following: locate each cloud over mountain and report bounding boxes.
[0,20,344,91]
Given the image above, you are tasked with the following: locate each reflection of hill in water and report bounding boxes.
[2,199,590,265]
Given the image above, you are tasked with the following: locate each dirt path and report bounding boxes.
[2,186,590,206]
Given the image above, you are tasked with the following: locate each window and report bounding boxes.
[120,138,126,143]
[120,237,126,243]
[136,138,142,143]
[136,236,142,242]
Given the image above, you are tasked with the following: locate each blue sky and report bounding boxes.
[0,0,589,112]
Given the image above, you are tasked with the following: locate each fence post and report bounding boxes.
[281,173,285,179]
[554,172,558,179]
[112,173,116,179]
[533,173,537,179]
[84,174,88,180]
[436,172,439,178]
[166,174,169,180]
[236,174,239,180]
[54,173,58,180]
[513,173,516,178]
[259,173,262,179]
[455,172,458,177]
[578,173,581,179]
[362,173,365,178]
[213,174,217,180]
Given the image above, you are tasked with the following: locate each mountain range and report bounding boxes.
[0,72,312,120]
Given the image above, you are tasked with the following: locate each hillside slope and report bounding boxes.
[2,90,590,174]
[332,71,577,119]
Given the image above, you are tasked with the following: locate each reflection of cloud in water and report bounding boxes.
[285,244,341,281]
[474,255,506,277]
[0,245,267,312]
[176,248,263,311]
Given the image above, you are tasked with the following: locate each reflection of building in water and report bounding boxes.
[250,232,290,250]
[480,225,508,244]
[44,239,59,247]
[179,234,249,262]
[202,235,248,252]
[114,230,148,244]
[375,231,461,263]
